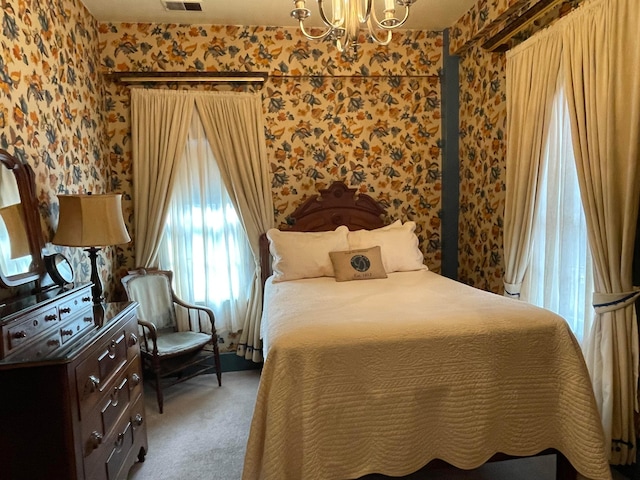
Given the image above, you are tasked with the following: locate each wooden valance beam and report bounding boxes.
[482,0,565,52]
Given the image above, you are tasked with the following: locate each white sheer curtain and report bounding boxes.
[521,83,594,345]
[158,111,254,336]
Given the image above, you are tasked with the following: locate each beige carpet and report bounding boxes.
[128,371,628,480]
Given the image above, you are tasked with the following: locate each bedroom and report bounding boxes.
[0,0,638,478]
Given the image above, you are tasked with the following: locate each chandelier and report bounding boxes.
[291,0,417,56]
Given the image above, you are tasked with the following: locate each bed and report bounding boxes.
[242,182,611,480]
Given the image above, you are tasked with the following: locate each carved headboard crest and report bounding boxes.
[285,182,386,232]
[259,181,387,286]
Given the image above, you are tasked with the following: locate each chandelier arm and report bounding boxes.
[359,0,373,23]
[317,0,339,28]
[366,16,393,45]
[370,3,411,30]
[298,20,335,40]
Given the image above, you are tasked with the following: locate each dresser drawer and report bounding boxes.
[84,393,145,480]
[4,330,62,362]
[58,289,93,321]
[5,307,59,353]
[76,328,129,417]
[60,311,95,345]
[81,356,144,457]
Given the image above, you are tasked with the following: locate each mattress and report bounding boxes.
[243,270,611,480]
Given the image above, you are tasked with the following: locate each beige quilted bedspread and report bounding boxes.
[242,271,611,480]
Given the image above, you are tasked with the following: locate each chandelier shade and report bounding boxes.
[291,0,417,55]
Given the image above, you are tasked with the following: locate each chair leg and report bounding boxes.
[213,343,222,387]
[213,339,222,386]
[152,358,164,414]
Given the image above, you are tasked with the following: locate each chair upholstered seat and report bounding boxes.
[151,331,211,356]
[121,268,222,413]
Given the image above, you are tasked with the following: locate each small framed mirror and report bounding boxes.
[0,150,44,288]
[44,253,74,288]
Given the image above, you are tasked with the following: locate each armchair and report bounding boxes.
[121,268,222,413]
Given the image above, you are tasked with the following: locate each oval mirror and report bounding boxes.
[0,150,44,288]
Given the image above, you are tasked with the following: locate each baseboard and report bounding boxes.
[219,351,262,372]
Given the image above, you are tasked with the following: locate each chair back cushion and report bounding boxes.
[124,274,176,330]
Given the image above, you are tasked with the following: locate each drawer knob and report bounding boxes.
[83,316,93,323]
[61,329,73,337]
[12,331,27,339]
[115,432,125,448]
[46,339,61,348]
[59,307,71,314]
[87,375,100,392]
[108,340,117,359]
[131,373,141,386]
[90,431,103,450]
[82,296,91,302]
[44,314,58,322]
[111,386,121,407]
[133,414,144,427]
[129,333,138,347]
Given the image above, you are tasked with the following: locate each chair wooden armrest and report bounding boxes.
[137,318,159,355]
[172,297,216,336]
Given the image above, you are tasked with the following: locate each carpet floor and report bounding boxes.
[128,370,628,480]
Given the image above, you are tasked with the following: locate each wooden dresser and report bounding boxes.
[0,283,148,480]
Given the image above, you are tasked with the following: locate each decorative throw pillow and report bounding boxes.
[329,246,388,282]
[267,225,350,282]
[347,221,427,273]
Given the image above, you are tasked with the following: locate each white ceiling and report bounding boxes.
[79,0,476,31]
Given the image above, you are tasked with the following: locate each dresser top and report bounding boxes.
[0,297,137,369]
[0,283,91,323]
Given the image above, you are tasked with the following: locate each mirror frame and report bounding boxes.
[0,149,45,288]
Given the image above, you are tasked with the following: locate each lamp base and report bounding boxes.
[85,246,104,305]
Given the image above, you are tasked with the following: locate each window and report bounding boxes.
[158,111,253,336]
[521,83,593,344]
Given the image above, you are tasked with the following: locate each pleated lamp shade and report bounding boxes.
[0,203,30,259]
[53,194,131,247]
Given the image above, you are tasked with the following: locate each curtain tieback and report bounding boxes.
[592,289,640,314]
[503,280,522,299]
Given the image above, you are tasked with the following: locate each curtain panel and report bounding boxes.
[505,0,640,463]
[561,0,640,464]
[130,89,194,268]
[503,30,563,298]
[195,93,275,363]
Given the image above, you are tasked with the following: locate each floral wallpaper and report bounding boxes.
[457,45,507,294]
[99,25,445,280]
[0,0,126,301]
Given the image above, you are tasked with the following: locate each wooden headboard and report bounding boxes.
[259,182,387,286]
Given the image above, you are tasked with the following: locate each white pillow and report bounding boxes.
[347,221,427,273]
[267,225,350,282]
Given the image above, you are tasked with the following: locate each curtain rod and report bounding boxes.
[104,71,438,84]
[105,71,268,84]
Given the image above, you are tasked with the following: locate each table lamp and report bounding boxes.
[53,193,131,304]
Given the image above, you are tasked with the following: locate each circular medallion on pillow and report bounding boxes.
[350,254,371,272]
